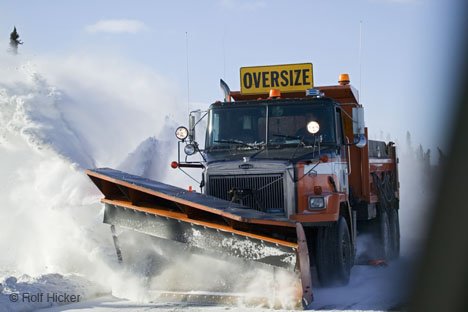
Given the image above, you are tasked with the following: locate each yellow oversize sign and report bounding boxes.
[240,63,314,95]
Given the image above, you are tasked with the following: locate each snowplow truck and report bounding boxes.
[86,63,399,308]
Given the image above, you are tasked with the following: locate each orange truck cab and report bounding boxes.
[173,63,400,288]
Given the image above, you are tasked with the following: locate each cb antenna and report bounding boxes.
[185,31,190,115]
[358,20,363,104]
[222,26,226,80]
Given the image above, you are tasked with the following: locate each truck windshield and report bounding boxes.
[205,101,337,160]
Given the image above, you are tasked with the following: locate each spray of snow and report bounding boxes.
[112,230,300,309]
[366,131,436,259]
[0,52,195,309]
[398,147,435,258]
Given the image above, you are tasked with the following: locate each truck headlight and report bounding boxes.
[184,144,196,155]
[309,196,325,210]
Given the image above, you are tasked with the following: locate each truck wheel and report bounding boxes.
[388,208,400,260]
[377,209,392,260]
[315,216,353,287]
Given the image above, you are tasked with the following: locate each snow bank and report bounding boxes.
[0,273,108,312]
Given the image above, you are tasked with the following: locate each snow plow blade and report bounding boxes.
[86,168,312,308]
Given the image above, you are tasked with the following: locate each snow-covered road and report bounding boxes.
[40,262,407,311]
[0,261,409,311]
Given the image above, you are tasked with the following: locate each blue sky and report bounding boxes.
[0,0,464,153]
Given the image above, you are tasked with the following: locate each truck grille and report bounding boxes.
[207,174,284,213]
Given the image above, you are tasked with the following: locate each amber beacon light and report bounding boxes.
[338,73,350,85]
[269,89,281,98]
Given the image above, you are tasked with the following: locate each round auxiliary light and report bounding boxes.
[184,144,196,156]
[175,126,189,140]
[170,161,179,169]
[307,121,320,134]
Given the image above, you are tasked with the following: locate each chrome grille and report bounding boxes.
[207,174,284,213]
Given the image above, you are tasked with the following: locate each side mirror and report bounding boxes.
[188,110,201,142]
[189,114,196,142]
[352,107,365,135]
[352,107,367,148]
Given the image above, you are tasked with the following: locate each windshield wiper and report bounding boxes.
[214,139,260,149]
[268,134,301,148]
[290,134,322,159]
[272,134,301,140]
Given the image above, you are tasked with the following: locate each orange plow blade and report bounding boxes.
[86,168,313,308]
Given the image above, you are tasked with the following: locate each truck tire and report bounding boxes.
[388,208,400,260]
[315,216,353,286]
[377,208,392,260]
